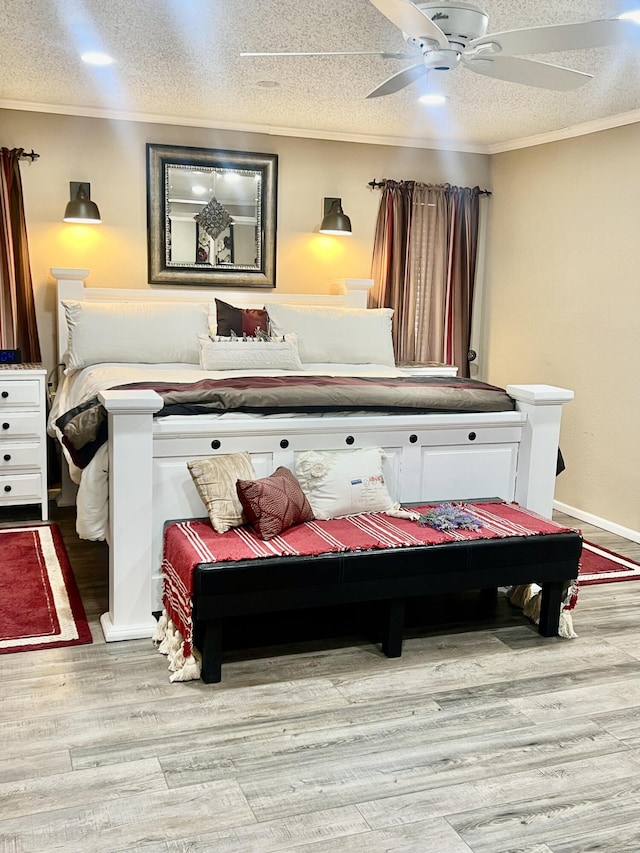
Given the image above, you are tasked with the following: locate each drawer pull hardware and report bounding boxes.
[409,434,418,444]
[1,391,7,399]
[468,431,477,441]
[280,439,289,449]
[3,454,10,462]
[1,422,9,430]
[3,485,10,493]
[345,435,355,445]
[211,439,221,450]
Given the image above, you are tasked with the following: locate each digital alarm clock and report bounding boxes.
[0,349,21,364]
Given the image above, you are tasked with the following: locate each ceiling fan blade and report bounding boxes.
[368,0,449,49]
[463,55,592,90]
[468,18,640,57]
[241,51,410,59]
[366,62,427,98]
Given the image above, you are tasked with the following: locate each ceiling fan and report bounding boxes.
[241,0,640,97]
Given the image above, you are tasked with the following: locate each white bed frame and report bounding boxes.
[52,268,573,643]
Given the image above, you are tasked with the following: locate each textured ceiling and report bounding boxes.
[2,0,640,151]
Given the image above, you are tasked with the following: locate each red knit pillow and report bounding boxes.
[215,298,269,337]
[236,467,314,540]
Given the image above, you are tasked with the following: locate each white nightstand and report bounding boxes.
[0,364,48,521]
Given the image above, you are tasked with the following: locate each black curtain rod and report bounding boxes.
[368,178,491,196]
[18,149,40,162]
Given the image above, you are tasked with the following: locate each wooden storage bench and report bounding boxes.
[180,515,582,683]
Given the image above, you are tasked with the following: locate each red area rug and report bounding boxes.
[579,541,640,585]
[0,524,91,654]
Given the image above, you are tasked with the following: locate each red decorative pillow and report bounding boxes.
[236,467,314,540]
[215,298,269,337]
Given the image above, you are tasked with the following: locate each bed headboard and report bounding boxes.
[50,268,374,367]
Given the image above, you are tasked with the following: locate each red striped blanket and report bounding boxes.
[161,501,573,659]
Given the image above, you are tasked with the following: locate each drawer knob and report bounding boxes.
[409,434,418,444]
[210,439,221,450]
[280,439,289,449]
[1,422,9,431]
[1,391,7,399]
[3,485,10,493]
[468,431,477,441]
[3,454,10,462]
[345,435,355,446]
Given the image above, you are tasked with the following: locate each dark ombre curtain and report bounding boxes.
[370,181,480,377]
[0,148,41,362]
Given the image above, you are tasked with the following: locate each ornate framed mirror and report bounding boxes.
[146,143,277,288]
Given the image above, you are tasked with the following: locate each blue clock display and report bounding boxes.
[0,349,21,364]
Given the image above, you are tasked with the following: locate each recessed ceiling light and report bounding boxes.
[81,52,114,66]
[619,9,640,23]
[418,93,446,106]
[256,80,280,88]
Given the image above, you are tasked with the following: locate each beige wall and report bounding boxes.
[485,124,640,531]
[2,108,490,374]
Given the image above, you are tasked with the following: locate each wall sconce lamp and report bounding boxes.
[319,197,352,235]
[63,182,102,224]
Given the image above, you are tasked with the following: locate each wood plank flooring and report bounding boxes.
[1,504,640,852]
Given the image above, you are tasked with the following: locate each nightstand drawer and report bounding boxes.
[0,379,41,407]
[0,472,42,502]
[0,443,40,470]
[0,411,42,438]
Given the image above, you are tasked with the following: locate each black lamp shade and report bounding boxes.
[320,197,352,235]
[64,182,101,223]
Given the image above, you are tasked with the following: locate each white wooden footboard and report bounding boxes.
[99,387,572,641]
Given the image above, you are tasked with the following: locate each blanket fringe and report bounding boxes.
[169,649,202,682]
[153,609,202,682]
[385,503,421,521]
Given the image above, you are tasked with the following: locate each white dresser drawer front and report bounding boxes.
[0,411,42,438]
[0,379,40,408]
[0,443,40,470]
[0,472,42,502]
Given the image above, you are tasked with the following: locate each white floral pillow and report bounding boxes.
[198,333,302,371]
[295,447,398,520]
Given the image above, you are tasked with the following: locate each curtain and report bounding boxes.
[370,181,480,377]
[0,148,41,362]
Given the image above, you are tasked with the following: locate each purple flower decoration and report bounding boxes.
[417,502,482,531]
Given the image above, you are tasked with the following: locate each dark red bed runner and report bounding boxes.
[57,374,515,469]
[161,501,574,658]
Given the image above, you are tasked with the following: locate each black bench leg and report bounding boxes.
[382,598,405,658]
[200,621,223,683]
[538,581,564,637]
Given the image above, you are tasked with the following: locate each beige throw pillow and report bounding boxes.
[187,452,256,533]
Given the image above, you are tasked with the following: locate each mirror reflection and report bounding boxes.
[166,166,261,269]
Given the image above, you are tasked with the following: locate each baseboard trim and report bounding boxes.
[553,500,640,544]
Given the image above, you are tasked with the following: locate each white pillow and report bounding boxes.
[63,300,210,371]
[295,447,397,520]
[198,333,302,371]
[265,304,395,366]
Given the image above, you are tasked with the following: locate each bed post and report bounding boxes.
[333,278,374,308]
[506,384,574,518]
[98,389,164,641]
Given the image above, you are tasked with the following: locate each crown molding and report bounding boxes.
[0,99,489,155]
[4,97,638,155]
[488,108,640,153]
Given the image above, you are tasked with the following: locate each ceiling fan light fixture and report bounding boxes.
[419,92,446,105]
[618,10,640,24]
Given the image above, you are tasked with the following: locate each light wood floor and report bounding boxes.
[1,504,640,852]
